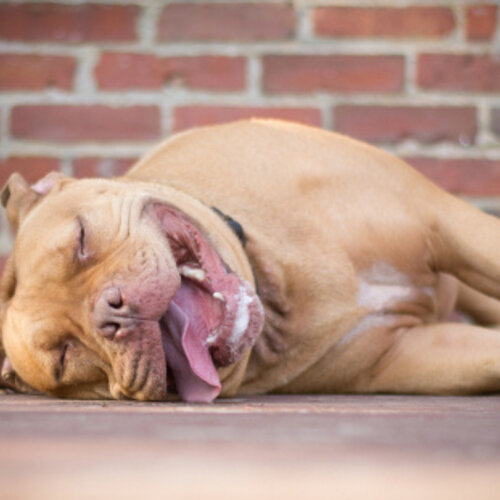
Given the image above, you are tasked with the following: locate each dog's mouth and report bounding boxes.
[152,203,264,403]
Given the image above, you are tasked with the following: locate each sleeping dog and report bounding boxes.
[2,119,500,402]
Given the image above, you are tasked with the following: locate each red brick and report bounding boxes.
[0,3,138,42]
[314,7,455,38]
[418,54,500,92]
[158,3,295,41]
[173,106,322,132]
[335,106,477,144]
[11,106,161,142]
[0,157,60,189]
[0,54,75,91]
[407,157,500,196]
[95,53,245,91]
[263,55,404,94]
[73,157,137,178]
[466,4,497,40]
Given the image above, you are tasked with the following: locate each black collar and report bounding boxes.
[211,206,260,295]
[211,206,246,247]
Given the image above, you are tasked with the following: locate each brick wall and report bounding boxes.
[0,0,499,271]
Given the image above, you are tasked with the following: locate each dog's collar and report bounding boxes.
[211,206,260,294]
[211,206,247,247]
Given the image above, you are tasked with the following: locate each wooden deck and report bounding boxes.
[1,393,499,499]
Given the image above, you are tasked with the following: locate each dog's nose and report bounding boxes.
[93,287,133,339]
[101,286,123,309]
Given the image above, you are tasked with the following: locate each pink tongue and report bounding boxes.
[163,287,221,403]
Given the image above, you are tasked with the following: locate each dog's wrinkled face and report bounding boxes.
[0,173,264,402]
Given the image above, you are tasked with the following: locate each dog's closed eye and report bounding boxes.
[55,342,70,382]
[76,217,91,263]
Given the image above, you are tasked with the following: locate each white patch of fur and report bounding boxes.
[339,262,433,346]
[340,314,394,346]
[357,262,414,310]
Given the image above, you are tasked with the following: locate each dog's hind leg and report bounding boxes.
[433,193,500,301]
[354,323,500,395]
[354,193,500,395]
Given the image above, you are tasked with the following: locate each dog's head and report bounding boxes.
[0,172,264,402]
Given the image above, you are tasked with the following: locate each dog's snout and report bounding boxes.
[93,287,133,339]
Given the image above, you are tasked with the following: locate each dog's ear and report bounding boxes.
[1,171,66,231]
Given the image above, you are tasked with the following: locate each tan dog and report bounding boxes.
[2,119,500,402]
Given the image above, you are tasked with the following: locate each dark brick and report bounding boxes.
[335,106,477,144]
[159,3,295,41]
[263,55,405,93]
[11,106,161,142]
[315,7,455,38]
[0,3,138,42]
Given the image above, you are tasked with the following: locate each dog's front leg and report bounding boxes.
[355,323,500,395]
